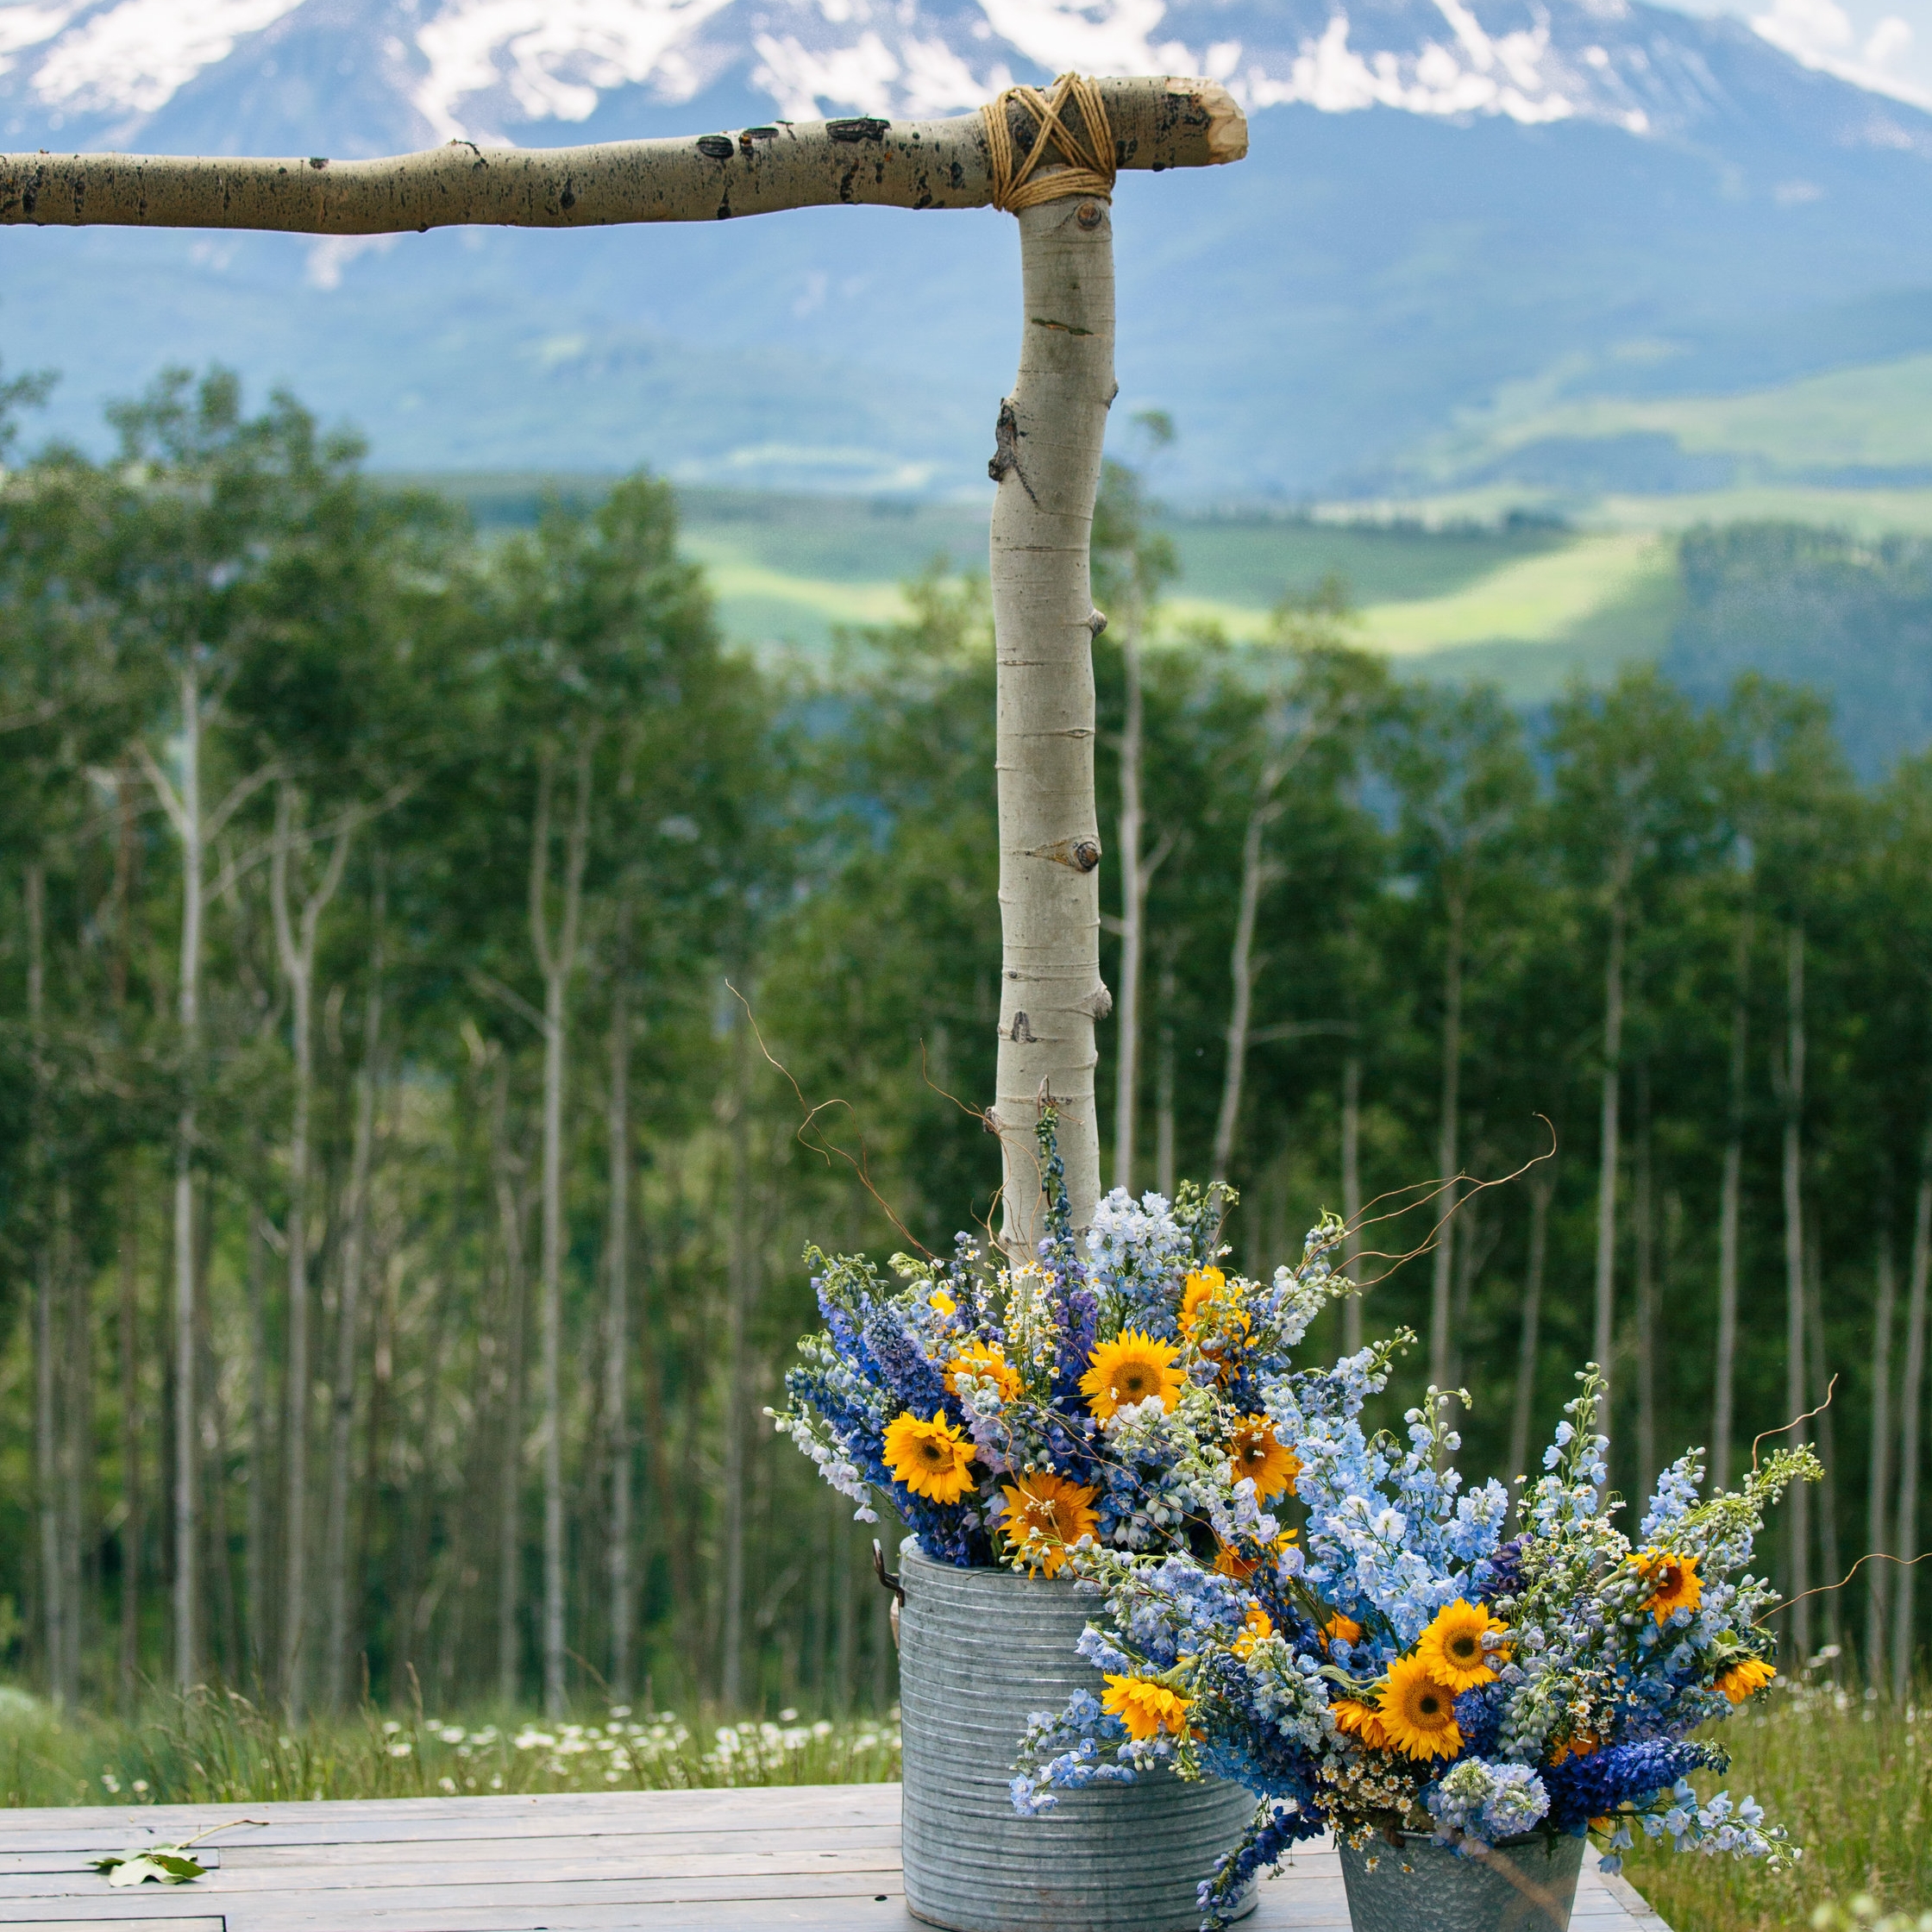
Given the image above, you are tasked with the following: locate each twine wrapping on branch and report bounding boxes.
[979,72,1117,214]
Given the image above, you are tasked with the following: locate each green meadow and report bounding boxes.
[397,471,1932,705]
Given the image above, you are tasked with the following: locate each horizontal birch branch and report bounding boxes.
[0,77,1245,235]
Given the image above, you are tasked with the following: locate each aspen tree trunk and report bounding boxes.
[1212,778,1279,1184]
[1804,1233,1841,1657]
[1507,1166,1556,1527]
[271,783,353,1717]
[1779,924,1810,1660]
[1712,906,1752,1489]
[1340,1053,1364,1357]
[720,1002,756,1709]
[1592,889,1627,1465]
[605,894,634,1702]
[27,862,64,1705]
[244,1201,271,1679]
[530,744,593,1716]
[1112,625,1148,1194]
[171,669,203,1690]
[323,875,385,1711]
[990,190,1115,1247]
[1634,1068,1658,1503]
[113,770,142,1708]
[1893,1129,1931,1698]
[492,1054,530,1707]
[1155,955,1177,1202]
[1427,893,1465,1392]
[58,1181,86,1705]
[1866,1227,1897,1677]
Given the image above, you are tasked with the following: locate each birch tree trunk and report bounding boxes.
[1592,888,1627,1466]
[1340,1053,1364,1357]
[605,892,635,1702]
[990,190,1115,1246]
[1712,906,1752,1489]
[1778,924,1810,1659]
[323,873,384,1711]
[1111,633,1170,1193]
[271,783,353,1717]
[1427,892,1465,1392]
[530,744,593,1716]
[1866,1227,1897,1677]
[1155,954,1178,1202]
[1892,1121,1931,1699]
[57,1181,86,1705]
[245,1199,271,1679]
[1804,1232,1841,1658]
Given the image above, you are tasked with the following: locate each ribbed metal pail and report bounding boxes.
[1338,1829,1586,1932]
[898,1540,1257,1932]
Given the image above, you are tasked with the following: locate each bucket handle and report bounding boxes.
[872,1540,904,1650]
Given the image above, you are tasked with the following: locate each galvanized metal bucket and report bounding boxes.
[1338,1828,1586,1932]
[896,1540,1258,1932]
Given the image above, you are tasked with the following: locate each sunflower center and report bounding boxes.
[1448,1634,1478,1662]
[917,1441,948,1467]
[1119,1368,1151,1397]
[1417,1692,1442,1719]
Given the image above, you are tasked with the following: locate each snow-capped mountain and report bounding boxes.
[4,0,1932,495]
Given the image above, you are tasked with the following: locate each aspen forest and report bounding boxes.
[3,367,1929,1724]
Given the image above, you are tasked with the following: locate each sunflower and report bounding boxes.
[1414,1598,1507,1691]
[1179,1269,1251,1370]
[1214,1530,1296,1581]
[1546,1730,1601,1766]
[1322,1612,1364,1650]
[1716,1657,1775,1703]
[1634,1549,1703,1625]
[945,1339,1021,1402]
[928,1289,957,1316]
[881,1409,976,1503]
[1377,1655,1465,1762]
[1101,1674,1190,1741]
[1080,1331,1186,1418]
[1232,1603,1274,1659]
[1329,1697,1393,1750]
[1000,1470,1100,1577]
[1227,1416,1301,1502]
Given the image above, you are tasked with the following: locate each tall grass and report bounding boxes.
[1625,1673,1928,1932]
[0,1685,900,1808]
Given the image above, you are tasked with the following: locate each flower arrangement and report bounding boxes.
[1012,1364,1819,1929]
[772,1116,1360,1584]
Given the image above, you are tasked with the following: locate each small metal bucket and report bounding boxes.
[1338,1829,1586,1932]
[896,1540,1257,1932]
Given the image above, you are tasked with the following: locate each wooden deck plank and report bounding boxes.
[0,1785,1669,1931]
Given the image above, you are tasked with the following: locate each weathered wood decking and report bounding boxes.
[0,1784,1673,1931]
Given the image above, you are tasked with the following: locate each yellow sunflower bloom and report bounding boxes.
[881,1409,976,1503]
[1716,1657,1775,1703]
[1634,1549,1703,1625]
[1323,1613,1364,1649]
[1101,1674,1190,1741]
[1330,1696,1393,1750]
[928,1289,957,1316]
[1233,1603,1274,1659]
[945,1339,1021,1402]
[1000,1470,1101,1578]
[1179,1269,1251,1372]
[1079,1331,1186,1418]
[1214,1530,1296,1581]
[1414,1598,1508,1691]
[1377,1655,1465,1762]
[1546,1730,1600,1766]
[1227,1416,1301,1502]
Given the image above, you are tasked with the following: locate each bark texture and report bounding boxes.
[0,81,1242,235]
[989,191,1116,1246]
